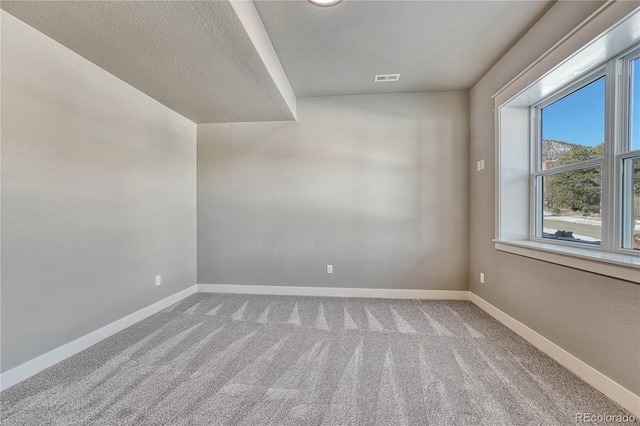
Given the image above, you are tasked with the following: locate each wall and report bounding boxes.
[198,92,469,290]
[470,1,640,395]
[1,12,197,372]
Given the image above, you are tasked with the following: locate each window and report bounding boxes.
[530,48,640,253]
[631,58,640,152]
[530,48,640,252]
[622,55,640,250]
[622,156,639,249]
[534,76,606,246]
[493,6,640,283]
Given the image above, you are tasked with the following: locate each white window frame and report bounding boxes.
[528,47,640,256]
[493,5,640,283]
[530,68,608,250]
[618,47,640,252]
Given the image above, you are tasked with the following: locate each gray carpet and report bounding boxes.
[0,293,635,425]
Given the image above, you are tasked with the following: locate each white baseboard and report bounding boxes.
[469,292,640,418]
[197,284,470,300]
[0,285,197,392]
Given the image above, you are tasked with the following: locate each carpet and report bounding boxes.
[0,293,634,425]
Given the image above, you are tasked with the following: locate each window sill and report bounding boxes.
[494,240,640,283]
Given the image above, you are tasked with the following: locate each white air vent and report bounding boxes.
[374,74,400,82]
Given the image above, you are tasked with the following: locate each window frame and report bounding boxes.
[492,4,640,283]
[618,47,640,252]
[530,68,607,250]
[527,47,640,257]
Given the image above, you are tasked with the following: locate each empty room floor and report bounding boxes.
[0,293,633,425]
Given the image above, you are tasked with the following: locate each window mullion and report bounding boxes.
[530,107,540,238]
[601,59,619,251]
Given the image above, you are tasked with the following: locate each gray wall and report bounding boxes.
[470,2,640,395]
[1,12,197,372]
[198,92,469,290]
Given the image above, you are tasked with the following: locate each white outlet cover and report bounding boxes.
[155,275,162,286]
[476,159,485,171]
[326,265,333,274]
[480,272,485,283]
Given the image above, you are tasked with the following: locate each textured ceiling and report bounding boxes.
[1,1,295,123]
[2,0,554,122]
[254,0,553,96]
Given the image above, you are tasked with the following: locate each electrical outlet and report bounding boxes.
[480,272,485,284]
[326,265,333,274]
[155,275,162,286]
[476,159,485,171]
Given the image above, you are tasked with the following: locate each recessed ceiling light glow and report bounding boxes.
[308,0,343,7]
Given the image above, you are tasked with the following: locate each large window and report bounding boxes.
[494,7,640,283]
[530,47,640,253]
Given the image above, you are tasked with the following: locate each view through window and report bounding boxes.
[623,57,640,249]
[539,77,605,245]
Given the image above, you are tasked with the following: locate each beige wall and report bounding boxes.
[1,12,197,372]
[5,0,637,398]
[198,92,469,290]
[470,2,640,394]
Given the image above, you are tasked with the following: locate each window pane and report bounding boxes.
[541,77,605,170]
[622,156,640,250]
[632,58,640,151]
[541,166,602,245]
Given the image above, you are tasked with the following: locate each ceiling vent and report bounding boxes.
[374,74,400,82]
